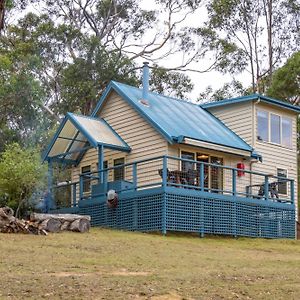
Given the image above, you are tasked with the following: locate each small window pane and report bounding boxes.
[81,165,91,193]
[181,151,195,171]
[282,117,292,148]
[277,168,287,195]
[270,114,281,144]
[257,111,268,141]
[114,158,124,181]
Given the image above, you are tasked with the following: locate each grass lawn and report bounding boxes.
[0,229,299,300]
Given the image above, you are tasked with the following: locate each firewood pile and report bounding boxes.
[0,207,91,235]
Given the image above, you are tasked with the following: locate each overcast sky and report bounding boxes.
[139,0,251,101]
[23,0,252,102]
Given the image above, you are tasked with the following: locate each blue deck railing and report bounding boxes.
[52,155,295,208]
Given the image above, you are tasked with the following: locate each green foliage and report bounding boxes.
[150,67,194,99]
[198,79,247,102]
[0,143,47,212]
[203,0,299,92]
[267,51,300,102]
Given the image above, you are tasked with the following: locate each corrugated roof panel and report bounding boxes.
[110,81,252,152]
[43,112,131,163]
[71,114,126,148]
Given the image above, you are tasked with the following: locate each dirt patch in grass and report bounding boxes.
[0,228,299,299]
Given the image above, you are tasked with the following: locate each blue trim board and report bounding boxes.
[67,112,98,147]
[201,94,300,113]
[164,187,295,210]
[42,116,69,162]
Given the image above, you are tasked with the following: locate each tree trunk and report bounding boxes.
[69,219,90,233]
[30,213,91,222]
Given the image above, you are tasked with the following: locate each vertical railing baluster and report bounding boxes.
[162,156,167,189]
[133,163,137,191]
[200,163,204,192]
[72,183,77,207]
[264,175,269,201]
[290,179,294,204]
[103,169,108,195]
[232,169,237,196]
[79,174,83,201]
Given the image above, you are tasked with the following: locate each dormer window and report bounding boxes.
[257,109,292,148]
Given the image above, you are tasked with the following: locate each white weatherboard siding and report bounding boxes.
[71,91,168,189]
[206,101,298,218]
[208,102,254,145]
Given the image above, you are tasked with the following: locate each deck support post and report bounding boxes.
[232,169,237,237]
[162,156,167,235]
[98,144,104,184]
[46,159,53,213]
[264,175,269,201]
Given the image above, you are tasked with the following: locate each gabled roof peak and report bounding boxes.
[201,93,300,113]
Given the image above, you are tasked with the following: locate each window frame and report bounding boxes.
[281,116,293,148]
[257,109,269,142]
[256,109,293,149]
[277,168,288,195]
[113,157,125,181]
[81,165,91,193]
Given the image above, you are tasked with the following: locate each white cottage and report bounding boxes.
[43,64,299,239]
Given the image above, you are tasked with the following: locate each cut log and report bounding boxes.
[30,213,91,222]
[60,221,70,231]
[39,219,61,233]
[0,206,14,218]
[69,219,90,233]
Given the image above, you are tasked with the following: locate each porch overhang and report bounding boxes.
[43,112,131,165]
[175,136,257,158]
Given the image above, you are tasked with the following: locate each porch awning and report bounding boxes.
[43,112,130,165]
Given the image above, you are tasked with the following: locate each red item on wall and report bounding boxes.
[237,163,245,176]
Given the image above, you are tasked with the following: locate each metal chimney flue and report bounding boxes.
[142,62,149,100]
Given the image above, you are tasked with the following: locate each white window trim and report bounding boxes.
[256,109,293,149]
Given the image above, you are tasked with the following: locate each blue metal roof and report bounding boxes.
[92,81,254,154]
[201,94,300,113]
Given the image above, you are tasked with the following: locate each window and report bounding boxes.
[96,161,108,170]
[277,168,287,195]
[270,114,281,144]
[81,165,91,193]
[181,151,195,171]
[257,110,293,148]
[282,117,292,148]
[114,158,124,181]
[257,110,268,141]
